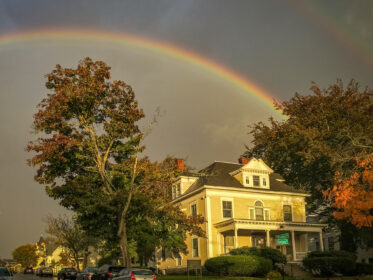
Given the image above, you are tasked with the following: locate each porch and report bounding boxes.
[214,219,326,262]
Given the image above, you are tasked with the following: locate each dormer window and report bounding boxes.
[230,158,272,189]
[245,177,250,185]
[172,183,182,199]
[253,175,260,187]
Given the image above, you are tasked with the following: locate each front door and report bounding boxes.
[252,235,266,247]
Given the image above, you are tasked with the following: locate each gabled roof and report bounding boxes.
[183,161,305,195]
[236,158,273,174]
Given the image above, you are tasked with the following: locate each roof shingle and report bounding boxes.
[183,161,305,195]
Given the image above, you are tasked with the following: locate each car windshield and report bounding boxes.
[109,267,125,273]
[0,268,11,276]
[133,270,153,275]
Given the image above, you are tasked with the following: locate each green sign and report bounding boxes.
[275,239,289,245]
[275,233,289,245]
[276,233,289,239]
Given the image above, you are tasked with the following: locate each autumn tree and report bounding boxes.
[27,58,204,266]
[12,244,38,267]
[244,80,373,233]
[324,154,373,227]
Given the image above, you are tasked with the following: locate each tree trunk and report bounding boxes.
[74,253,80,272]
[83,251,89,269]
[118,220,131,267]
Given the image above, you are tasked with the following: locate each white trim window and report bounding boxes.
[245,176,250,185]
[255,201,264,220]
[283,205,292,221]
[192,238,199,257]
[253,175,260,187]
[251,201,270,221]
[222,200,233,218]
[190,203,197,216]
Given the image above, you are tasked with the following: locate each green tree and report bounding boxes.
[12,244,38,267]
[244,80,373,247]
[27,58,204,266]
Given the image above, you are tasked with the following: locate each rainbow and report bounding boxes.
[0,28,284,118]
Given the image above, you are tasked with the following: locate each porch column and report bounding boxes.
[266,230,270,247]
[319,231,324,251]
[291,230,296,261]
[217,232,221,255]
[234,227,238,248]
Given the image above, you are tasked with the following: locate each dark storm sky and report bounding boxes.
[0,0,372,258]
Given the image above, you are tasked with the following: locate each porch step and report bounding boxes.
[283,263,313,278]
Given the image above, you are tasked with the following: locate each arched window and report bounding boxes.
[255,201,264,221]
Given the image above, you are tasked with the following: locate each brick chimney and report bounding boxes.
[175,158,184,171]
[238,156,250,165]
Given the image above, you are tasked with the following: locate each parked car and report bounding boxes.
[36,267,53,277]
[57,268,78,280]
[77,268,97,280]
[92,265,125,280]
[0,267,13,280]
[24,267,34,274]
[113,269,155,280]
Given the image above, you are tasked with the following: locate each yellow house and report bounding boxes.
[157,158,326,272]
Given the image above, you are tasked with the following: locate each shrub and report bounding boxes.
[266,270,282,278]
[302,250,357,276]
[204,255,272,276]
[254,257,273,276]
[230,246,286,265]
[355,263,373,275]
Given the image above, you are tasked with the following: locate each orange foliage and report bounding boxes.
[324,154,373,228]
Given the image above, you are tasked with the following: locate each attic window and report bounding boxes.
[253,175,260,187]
[245,177,250,185]
[263,178,266,186]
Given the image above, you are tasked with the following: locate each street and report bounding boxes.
[14,274,57,280]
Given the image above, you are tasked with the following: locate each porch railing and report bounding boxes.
[295,252,307,260]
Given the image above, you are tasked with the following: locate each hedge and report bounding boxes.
[204,255,272,276]
[230,246,286,265]
[302,250,357,276]
[355,263,373,275]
